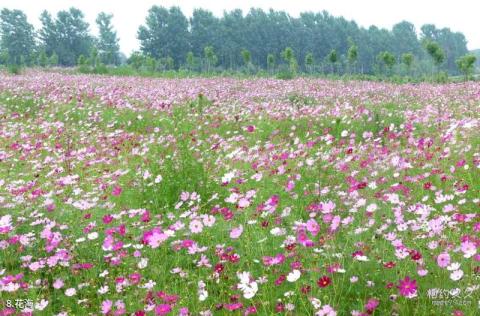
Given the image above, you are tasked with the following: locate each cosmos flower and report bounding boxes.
[230,225,243,239]
[287,270,301,282]
[317,276,331,288]
[437,253,451,268]
[397,276,417,297]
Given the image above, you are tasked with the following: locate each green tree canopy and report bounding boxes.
[0,9,35,65]
[96,12,120,65]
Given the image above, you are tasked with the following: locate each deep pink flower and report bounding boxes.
[155,304,172,316]
[397,276,417,297]
[111,185,122,196]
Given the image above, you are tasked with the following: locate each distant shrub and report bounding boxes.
[7,64,21,75]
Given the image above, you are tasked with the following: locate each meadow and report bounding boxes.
[0,71,479,315]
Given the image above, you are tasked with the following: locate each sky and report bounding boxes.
[2,0,478,54]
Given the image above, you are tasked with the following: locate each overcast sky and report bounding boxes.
[2,0,478,54]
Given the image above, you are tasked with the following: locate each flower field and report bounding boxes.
[0,72,479,315]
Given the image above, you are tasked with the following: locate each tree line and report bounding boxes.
[0,6,477,78]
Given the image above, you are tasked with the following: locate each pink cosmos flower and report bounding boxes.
[365,298,379,312]
[317,304,337,316]
[111,185,122,196]
[53,278,64,289]
[306,219,320,236]
[189,220,203,234]
[101,300,113,315]
[437,253,451,268]
[397,276,417,297]
[230,225,243,239]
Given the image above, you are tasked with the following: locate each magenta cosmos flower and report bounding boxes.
[397,276,417,297]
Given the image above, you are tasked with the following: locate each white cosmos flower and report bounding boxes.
[87,232,98,240]
[35,299,49,311]
[287,270,301,282]
[238,282,258,299]
[450,270,464,281]
[447,262,461,271]
[237,271,258,299]
[65,288,76,296]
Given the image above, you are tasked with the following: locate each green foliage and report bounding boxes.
[327,49,338,73]
[281,47,297,76]
[0,9,35,66]
[38,8,93,66]
[186,51,195,71]
[203,45,217,73]
[49,53,58,66]
[456,54,476,81]
[401,53,414,70]
[7,63,22,74]
[38,50,48,67]
[304,52,314,73]
[424,40,445,67]
[95,12,120,65]
[377,51,396,75]
[267,53,275,73]
[347,44,358,65]
[77,55,88,73]
[138,6,189,67]
[127,51,144,70]
[241,49,251,66]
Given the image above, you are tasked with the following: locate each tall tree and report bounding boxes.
[424,40,445,74]
[38,11,57,58]
[401,53,414,75]
[327,49,338,74]
[241,49,251,66]
[38,8,93,66]
[138,6,189,67]
[96,13,120,65]
[0,9,35,65]
[203,45,217,73]
[347,42,358,73]
[190,9,219,59]
[305,52,314,73]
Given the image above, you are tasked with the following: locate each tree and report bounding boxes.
[0,9,35,65]
[392,21,422,57]
[378,51,396,76]
[96,13,120,65]
[190,9,219,58]
[424,40,445,76]
[401,53,414,75]
[186,51,195,71]
[267,53,275,74]
[456,54,476,81]
[241,49,251,66]
[38,8,93,66]
[89,47,99,68]
[304,52,314,73]
[347,44,358,74]
[39,11,57,57]
[127,52,144,70]
[38,50,48,67]
[138,6,190,67]
[327,49,338,74]
[421,24,468,74]
[204,45,217,73]
[49,53,58,66]
[281,47,297,74]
